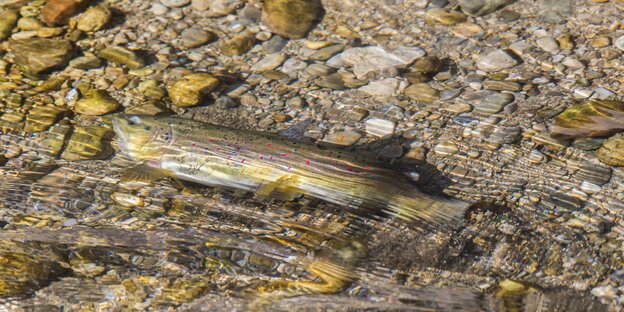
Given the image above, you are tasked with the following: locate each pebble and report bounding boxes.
[482,80,522,91]
[433,140,458,156]
[615,35,624,51]
[214,96,239,109]
[151,3,169,15]
[69,54,102,69]
[98,46,145,69]
[161,0,190,8]
[359,78,400,97]
[180,28,215,48]
[535,37,559,53]
[39,26,64,38]
[168,73,220,107]
[444,102,472,113]
[308,44,346,61]
[73,90,120,116]
[0,10,18,40]
[17,17,43,31]
[286,97,306,109]
[261,0,322,39]
[476,49,519,72]
[321,131,362,146]
[43,0,87,25]
[281,58,307,76]
[221,33,255,56]
[62,125,114,160]
[458,0,516,16]
[451,23,483,38]
[341,46,425,80]
[191,0,210,10]
[466,90,514,115]
[75,5,111,32]
[424,8,467,25]
[251,53,286,72]
[365,118,395,137]
[404,83,440,103]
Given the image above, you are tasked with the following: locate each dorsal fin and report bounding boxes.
[278,118,316,143]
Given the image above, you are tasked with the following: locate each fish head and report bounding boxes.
[112,115,173,160]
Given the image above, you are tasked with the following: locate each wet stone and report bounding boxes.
[317,73,345,90]
[180,28,215,49]
[69,54,102,69]
[161,0,190,8]
[62,125,114,160]
[125,100,172,115]
[359,78,400,97]
[74,5,111,32]
[321,131,361,147]
[38,124,71,156]
[575,164,612,185]
[214,96,238,109]
[482,80,522,91]
[550,100,624,139]
[489,126,521,144]
[43,0,88,25]
[261,0,322,39]
[424,8,467,25]
[572,137,604,151]
[24,105,67,132]
[0,10,19,40]
[98,46,145,70]
[466,90,514,115]
[9,38,74,77]
[476,49,519,72]
[458,0,516,16]
[597,133,624,167]
[251,54,286,72]
[341,46,425,80]
[404,83,440,103]
[168,73,220,107]
[365,118,395,138]
[73,90,120,116]
[434,140,458,156]
[308,44,346,61]
[221,33,255,56]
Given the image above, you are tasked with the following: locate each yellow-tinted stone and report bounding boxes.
[550,100,624,139]
[261,0,322,39]
[425,8,467,25]
[62,125,114,160]
[404,83,440,103]
[98,46,145,69]
[168,73,220,107]
[24,105,67,132]
[73,89,120,116]
[74,5,111,32]
[597,133,624,166]
[220,33,255,56]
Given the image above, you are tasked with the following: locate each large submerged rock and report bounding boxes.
[9,38,74,76]
[261,0,322,39]
[550,100,624,139]
[458,0,517,16]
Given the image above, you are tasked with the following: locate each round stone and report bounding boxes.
[404,83,440,103]
[476,49,519,72]
[179,28,215,48]
[73,90,120,116]
[161,0,190,8]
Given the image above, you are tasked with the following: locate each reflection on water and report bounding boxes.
[0,159,608,311]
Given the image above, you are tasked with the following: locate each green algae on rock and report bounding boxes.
[0,10,19,40]
[25,105,67,132]
[97,46,145,70]
[261,0,322,39]
[597,133,624,167]
[9,38,74,77]
[74,89,120,116]
[168,73,220,107]
[550,100,624,139]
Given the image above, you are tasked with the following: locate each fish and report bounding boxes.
[112,114,471,228]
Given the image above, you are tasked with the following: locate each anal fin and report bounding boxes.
[121,162,172,183]
[254,175,301,202]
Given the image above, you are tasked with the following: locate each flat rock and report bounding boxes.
[73,90,120,116]
[404,83,440,103]
[365,118,395,137]
[75,5,111,32]
[341,46,425,80]
[9,38,74,76]
[466,90,514,115]
[180,28,215,48]
[550,100,624,139]
[476,49,519,72]
[458,0,517,16]
[359,78,400,97]
[261,0,322,39]
[321,131,362,146]
[97,46,145,69]
[251,53,286,72]
[168,73,220,107]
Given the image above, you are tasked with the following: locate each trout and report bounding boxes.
[112,115,470,228]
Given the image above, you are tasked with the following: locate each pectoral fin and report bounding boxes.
[255,175,301,202]
[121,162,172,183]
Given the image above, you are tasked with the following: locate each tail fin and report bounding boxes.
[384,191,471,230]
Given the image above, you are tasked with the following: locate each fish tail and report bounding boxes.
[384,191,471,229]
